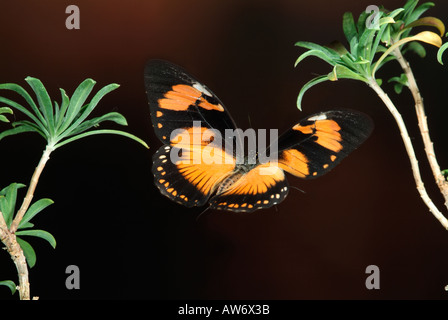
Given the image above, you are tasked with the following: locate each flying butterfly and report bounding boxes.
[144,60,373,212]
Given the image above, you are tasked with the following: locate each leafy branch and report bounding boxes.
[0,77,148,299]
[294,0,448,229]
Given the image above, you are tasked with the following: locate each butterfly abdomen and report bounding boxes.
[215,163,256,195]
[216,172,243,196]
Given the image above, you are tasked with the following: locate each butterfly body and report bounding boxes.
[215,162,258,194]
[145,60,373,213]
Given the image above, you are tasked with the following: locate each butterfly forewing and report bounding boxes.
[144,60,238,146]
[274,110,373,179]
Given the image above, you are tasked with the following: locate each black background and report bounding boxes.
[1,0,448,300]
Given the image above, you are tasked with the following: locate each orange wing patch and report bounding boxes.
[175,145,235,195]
[172,126,235,195]
[210,163,289,212]
[170,126,215,148]
[293,119,342,152]
[158,84,224,112]
[278,149,309,178]
[219,164,285,196]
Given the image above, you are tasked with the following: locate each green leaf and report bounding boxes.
[340,52,357,66]
[55,89,70,130]
[371,13,402,59]
[402,0,419,23]
[409,2,435,24]
[53,101,60,125]
[404,41,427,57]
[294,49,337,67]
[18,198,54,229]
[388,73,408,86]
[437,41,448,65]
[18,222,34,229]
[326,41,349,56]
[380,23,392,46]
[25,77,55,135]
[0,183,26,228]
[388,7,406,20]
[296,75,329,111]
[394,83,404,94]
[13,120,48,138]
[349,36,359,58]
[1,77,148,152]
[0,107,13,117]
[401,1,435,38]
[0,115,9,123]
[442,169,448,180]
[58,83,120,140]
[357,27,377,62]
[0,280,17,295]
[16,229,57,249]
[65,112,128,138]
[343,12,358,43]
[0,96,49,137]
[403,17,445,37]
[388,73,408,94]
[0,83,47,129]
[56,79,96,136]
[54,129,149,150]
[0,125,39,142]
[16,237,36,268]
[295,41,341,61]
[327,64,369,82]
[357,10,369,37]
[372,31,442,77]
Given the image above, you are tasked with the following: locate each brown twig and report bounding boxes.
[9,145,53,233]
[0,145,53,299]
[393,48,448,209]
[0,210,30,300]
[368,78,448,229]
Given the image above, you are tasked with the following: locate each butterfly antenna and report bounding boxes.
[196,206,211,221]
[290,185,306,194]
[248,114,253,128]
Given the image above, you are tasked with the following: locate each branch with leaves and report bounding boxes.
[0,77,148,299]
[294,0,448,229]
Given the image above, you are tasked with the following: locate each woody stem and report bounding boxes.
[393,47,448,209]
[368,78,448,229]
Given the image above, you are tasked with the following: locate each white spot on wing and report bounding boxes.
[308,113,327,121]
[193,82,213,97]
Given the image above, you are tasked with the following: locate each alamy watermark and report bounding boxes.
[168,121,279,168]
[66,5,80,30]
[65,265,80,290]
[365,265,380,290]
[366,5,380,30]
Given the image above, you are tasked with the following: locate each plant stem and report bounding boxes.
[0,210,30,300]
[393,48,448,208]
[0,144,53,299]
[10,145,53,233]
[368,78,448,229]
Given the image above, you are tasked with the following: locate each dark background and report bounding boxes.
[1,0,448,300]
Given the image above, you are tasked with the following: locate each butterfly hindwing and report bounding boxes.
[274,110,373,179]
[209,164,289,213]
[152,143,236,207]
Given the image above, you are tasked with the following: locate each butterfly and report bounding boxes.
[144,60,373,213]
